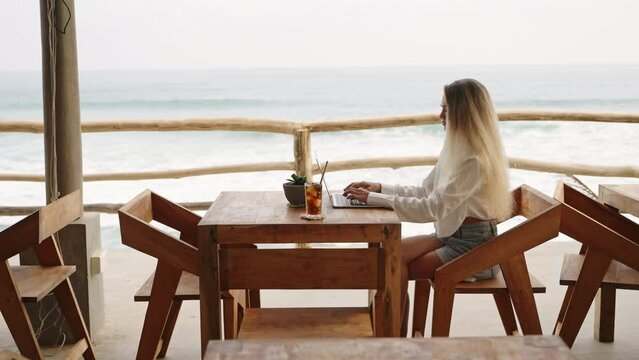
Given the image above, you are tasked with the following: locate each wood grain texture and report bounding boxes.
[204,336,576,360]
[220,248,378,289]
[134,271,200,301]
[594,286,616,342]
[11,265,76,302]
[559,254,639,289]
[237,307,373,339]
[599,184,639,218]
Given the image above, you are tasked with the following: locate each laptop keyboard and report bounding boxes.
[332,194,365,206]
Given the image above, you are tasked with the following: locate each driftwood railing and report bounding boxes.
[1,111,638,215]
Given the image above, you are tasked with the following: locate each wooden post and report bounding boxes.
[293,129,313,180]
[40,0,83,202]
[19,0,104,345]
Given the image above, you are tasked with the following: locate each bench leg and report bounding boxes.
[411,280,430,337]
[431,282,455,337]
[493,293,519,335]
[137,262,181,360]
[53,279,97,360]
[553,285,574,335]
[501,255,542,335]
[594,286,616,342]
[157,300,182,358]
[0,263,42,360]
[558,249,611,348]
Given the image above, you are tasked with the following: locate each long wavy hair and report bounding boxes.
[443,78,512,220]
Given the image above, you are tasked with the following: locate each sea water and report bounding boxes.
[1,65,638,248]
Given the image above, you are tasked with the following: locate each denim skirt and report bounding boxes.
[434,220,500,282]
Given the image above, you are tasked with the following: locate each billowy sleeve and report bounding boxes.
[367,159,481,223]
[376,166,436,198]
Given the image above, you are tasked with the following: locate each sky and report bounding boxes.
[1,0,638,71]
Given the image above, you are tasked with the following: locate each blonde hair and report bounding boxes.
[443,79,512,220]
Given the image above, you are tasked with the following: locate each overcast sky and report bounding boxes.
[2,0,638,71]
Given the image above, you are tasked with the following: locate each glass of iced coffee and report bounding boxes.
[304,182,323,216]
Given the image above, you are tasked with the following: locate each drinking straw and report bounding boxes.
[319,161,328,185]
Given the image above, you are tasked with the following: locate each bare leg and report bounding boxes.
[400,235,444,336]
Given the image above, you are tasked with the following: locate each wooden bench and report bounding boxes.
[413,272,546,337]
[204,336,576,359]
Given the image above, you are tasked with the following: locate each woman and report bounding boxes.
[343,78,512,333]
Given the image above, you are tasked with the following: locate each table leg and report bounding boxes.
[594,285,616,342]
[382,224,401,337]
[198,226,222,358]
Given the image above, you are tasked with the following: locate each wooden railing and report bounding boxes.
[1,111,638,215]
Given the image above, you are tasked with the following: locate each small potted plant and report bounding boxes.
[283,173,307,207]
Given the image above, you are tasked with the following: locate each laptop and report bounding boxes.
[319,166,386,209]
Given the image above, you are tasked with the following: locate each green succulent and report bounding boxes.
[286,173,307,185]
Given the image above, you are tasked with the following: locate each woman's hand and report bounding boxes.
[343,187,370,203]
[343,181,381,194]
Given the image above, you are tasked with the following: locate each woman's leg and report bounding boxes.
[400,235,443,336]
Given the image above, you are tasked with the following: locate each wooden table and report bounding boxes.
[198,191,401,355]
[204,336,576,360]
[599,184,639,218]
[595,184,639,341]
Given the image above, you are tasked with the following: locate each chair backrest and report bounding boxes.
[0,190,82,261]
[435,185,562,283]
[118,190,199,276]
[554,182,639,272]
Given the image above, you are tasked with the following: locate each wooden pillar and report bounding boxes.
[19,0,104,345]
[293,129,313,181]
[40,0,83,202]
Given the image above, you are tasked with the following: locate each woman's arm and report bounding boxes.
[367,159,481,222]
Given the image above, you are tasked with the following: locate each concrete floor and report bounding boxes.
[1,240,638,359]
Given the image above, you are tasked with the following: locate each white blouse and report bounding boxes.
[366,156,494,238]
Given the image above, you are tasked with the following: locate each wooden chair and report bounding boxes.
[0,190,96,360]
[553,182,639,347]
[119,190,258,360]
[412,185,562,338]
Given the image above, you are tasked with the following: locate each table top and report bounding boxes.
[204,336,576,360]
[200,191,400,227]
[599,184,639,218]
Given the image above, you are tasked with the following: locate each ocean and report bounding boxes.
[1,65,638,248]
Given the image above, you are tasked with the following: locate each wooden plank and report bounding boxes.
[201,191,399,227]
[558,249,612,348]
[561,184,639,243]
[238,307,373,339]
[501,255,542,335]
[151,192,201,247]
[38,189,82,241]
[12,265,76,302]
[198,225,222,355]
[411,279,430,337]
[220,248,378,290]
[0,262,42,360]
[134,271,200,302]
[217,223,388,244]
[135,261,182,360]
[158,300,183,358]
[206,335,576,359]
[520,185,558,219]
[0,212,40,259]
[559,204,639,273]
[594,286,616,342]
[119,212,198,275]
[52,278,96,359]
[64,338,88,360]
[559,254,639,290]
[118,190,152,223]
[453,272,546,294]
[493,293,519,335]
[599,184,639,218]
[382,224,401,337]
